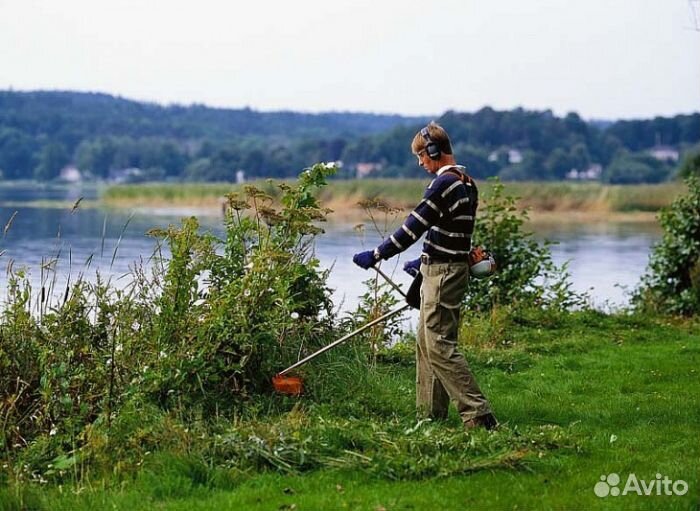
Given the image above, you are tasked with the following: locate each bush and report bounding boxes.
[0,163,339,469]
[633,176,700,315]
[465,178,586,312]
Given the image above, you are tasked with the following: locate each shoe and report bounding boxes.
[464,413,499,431]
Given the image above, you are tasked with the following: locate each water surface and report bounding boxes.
[0,184,662,316]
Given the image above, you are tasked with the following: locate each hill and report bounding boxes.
[0,90,698,182]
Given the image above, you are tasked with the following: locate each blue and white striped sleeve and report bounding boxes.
[375,186,444,259]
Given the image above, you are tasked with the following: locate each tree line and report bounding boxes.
[0,90,698,183]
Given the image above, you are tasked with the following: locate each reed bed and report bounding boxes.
[101,179,687,215]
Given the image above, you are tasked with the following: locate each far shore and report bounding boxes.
[98,179,684,225]
[0,179,680,225]
[96,195,662,225]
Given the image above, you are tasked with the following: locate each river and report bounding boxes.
[0,183,662,317]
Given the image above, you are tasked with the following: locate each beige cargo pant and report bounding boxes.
[416,261,492,424]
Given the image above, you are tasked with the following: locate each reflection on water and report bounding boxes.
[0,184,663,315]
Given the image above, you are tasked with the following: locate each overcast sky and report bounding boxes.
[0,0,698,119]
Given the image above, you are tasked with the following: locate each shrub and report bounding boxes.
[129,164,339,407]
[465,178,586,312]
[633,176,700,315]
[0,163,339,467]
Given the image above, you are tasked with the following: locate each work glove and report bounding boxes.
[403,258,421,277]
[353,250,377,270]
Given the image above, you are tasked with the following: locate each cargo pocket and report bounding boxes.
[422,271,445,333]
[433,267,467,340]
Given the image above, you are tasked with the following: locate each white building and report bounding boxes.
[59,165,82,183]
[355,162,383,179]
[648,146,679,162]
[565,164,602,181]
[488,148,523,164]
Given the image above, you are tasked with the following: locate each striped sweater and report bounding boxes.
[376,165,478,260]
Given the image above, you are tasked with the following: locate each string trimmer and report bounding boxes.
[272,265,421,395]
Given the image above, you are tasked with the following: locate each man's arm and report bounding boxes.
[375,184,445,260]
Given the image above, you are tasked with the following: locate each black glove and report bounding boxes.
[353,250,377,270]
[403,258,421,277]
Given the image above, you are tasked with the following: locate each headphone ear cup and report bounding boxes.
[421,127,441,160]
[426,142,440,160]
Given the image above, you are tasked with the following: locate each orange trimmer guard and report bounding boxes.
[272,374,303,396]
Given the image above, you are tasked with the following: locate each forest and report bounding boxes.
[0,90,698,183]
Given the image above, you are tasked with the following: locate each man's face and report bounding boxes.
[416,149,438,173]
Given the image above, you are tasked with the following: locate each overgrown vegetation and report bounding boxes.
[1,165,698,509]
[0,164,342,478]
[634,176,700,315]
[2,309,698,509]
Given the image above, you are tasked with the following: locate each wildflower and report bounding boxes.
[244,289,251,297]
[49,427,57,436]
[290,312,300,320]
[323,162,335,169]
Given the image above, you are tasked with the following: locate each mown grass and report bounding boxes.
[2,309,698,510]
[101,180,687,216]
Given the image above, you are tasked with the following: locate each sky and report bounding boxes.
[0,0,698,119]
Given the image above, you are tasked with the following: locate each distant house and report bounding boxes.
[109,167,143,183]
[59,165,82,183]
[355,162,383,179]
[566,164,602,181]
[488,148,523,164]
[648,146,679,162]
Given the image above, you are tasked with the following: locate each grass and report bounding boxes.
[100,180,687,218]
[2,309,698,510]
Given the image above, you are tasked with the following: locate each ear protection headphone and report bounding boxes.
[420,127,441,161]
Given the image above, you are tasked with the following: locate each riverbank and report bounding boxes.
[3,309,698,509]
[100,180,685,223]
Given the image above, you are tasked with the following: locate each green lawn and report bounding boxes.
[2,311,699,510]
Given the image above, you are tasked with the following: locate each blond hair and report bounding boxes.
[411,121,453,156]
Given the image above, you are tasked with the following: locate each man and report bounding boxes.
[352,122,497,431]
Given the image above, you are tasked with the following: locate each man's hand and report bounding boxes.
[403,258,421,277]
[353,250,377,270]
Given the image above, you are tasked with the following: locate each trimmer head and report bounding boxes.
[272,373,303,396]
